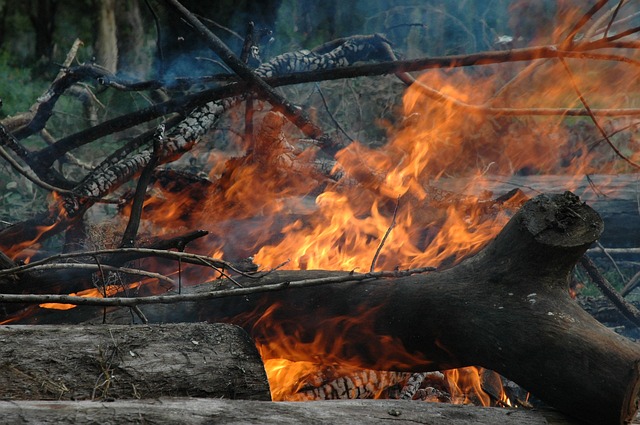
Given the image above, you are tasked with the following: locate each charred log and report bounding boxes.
[59,192,639,425]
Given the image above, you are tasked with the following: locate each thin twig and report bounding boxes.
[0,144,75,194]
[92,254,108,324]
[242,21,256,152]
[558,56,640,170]
[0,248,247,277]
[604,0,626,38]
[131,305,149,324]
[16,263,175,285]
[370,197,400,272]
[0,267,435,307]
[622,271,640,297]
[595,241,627,284]
[562,0,611,47]
[315,83,355,142]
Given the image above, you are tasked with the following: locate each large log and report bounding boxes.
[9,192,640,423]
[71,192,637,425]
[0,398,600,425]
[0,323,270,401]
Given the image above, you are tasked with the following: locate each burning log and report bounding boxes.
[0,323,270,401]
[62,192,638,425]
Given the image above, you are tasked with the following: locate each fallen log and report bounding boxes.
[0,398,599,425]
[0,323,270,401]
[6,192,640,423]
[65,192,638,425]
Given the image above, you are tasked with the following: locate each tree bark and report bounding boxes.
[65,192,639,425]
[0,398,598,425]
[0,323,270,401]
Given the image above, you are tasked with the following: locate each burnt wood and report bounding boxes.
[6,193,640,424]
[83,192,639,425]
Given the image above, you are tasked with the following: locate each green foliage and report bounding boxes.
[0,50,49,118]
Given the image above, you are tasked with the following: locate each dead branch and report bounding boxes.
[163,0,326,141]
[120,124,164,248]
[559,56,640,170]
[0,247,247,278]
[3,3,640,270]
[562,0,610,47]
[10,37,640,185]
[579,255,640,327]
[0,267,435,307]
[370,196,399,272]
[7,263,175,286]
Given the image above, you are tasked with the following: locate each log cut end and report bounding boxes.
[486,191,604,282]
[466,191,640,425]
[521,191,603,248]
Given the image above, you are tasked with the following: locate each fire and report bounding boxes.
[39,286,120,310]
[9,5,640,407]
[245,302,430,401]
[238,58,638,403]
[445,367,491,406]
[38,280,147,310]
[5,192,68,261]
[112,49,640,404]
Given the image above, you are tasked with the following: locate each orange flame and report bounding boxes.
[39,283,131,310]
[13,10,640,404]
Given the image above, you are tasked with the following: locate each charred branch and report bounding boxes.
[119,124,164,248]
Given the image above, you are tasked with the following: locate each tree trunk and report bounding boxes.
[0,323,270,401]
[65,192,639,425]
[28,0,57,62]
[94,0,118,73]
[0,398,598,425]
[115,0,148,76]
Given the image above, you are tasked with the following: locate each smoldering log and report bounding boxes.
[67,192,640,425]
[0,398,595,425]
[0,323,270,401]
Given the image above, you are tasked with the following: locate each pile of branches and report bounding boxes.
[0,0,639,314]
